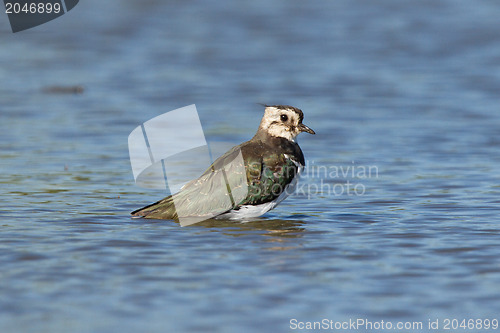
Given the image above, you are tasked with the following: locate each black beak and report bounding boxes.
[298,123,315,135]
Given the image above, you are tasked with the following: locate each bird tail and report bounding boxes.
[131,195,178,219]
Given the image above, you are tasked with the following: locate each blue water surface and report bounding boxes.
[1,0,500,332]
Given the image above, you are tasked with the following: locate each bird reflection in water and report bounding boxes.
[193,218,306,250]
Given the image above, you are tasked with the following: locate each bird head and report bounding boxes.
[258,105,315,141]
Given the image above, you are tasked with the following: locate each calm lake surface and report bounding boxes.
[1,0,500,332]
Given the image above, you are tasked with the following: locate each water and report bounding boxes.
[1,0,500,332]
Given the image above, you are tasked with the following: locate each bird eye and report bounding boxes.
[280,114,288,122]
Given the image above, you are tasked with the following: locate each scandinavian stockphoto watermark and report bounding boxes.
[3,0,79,33]
[289,318,499,331]
[237,160,378,200]
[128,105,377,225]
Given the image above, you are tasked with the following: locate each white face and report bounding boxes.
[260,106,303,141]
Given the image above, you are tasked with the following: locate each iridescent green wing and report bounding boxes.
[238,152,299,206]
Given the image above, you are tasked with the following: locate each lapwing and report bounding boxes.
[131,105,315,221]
